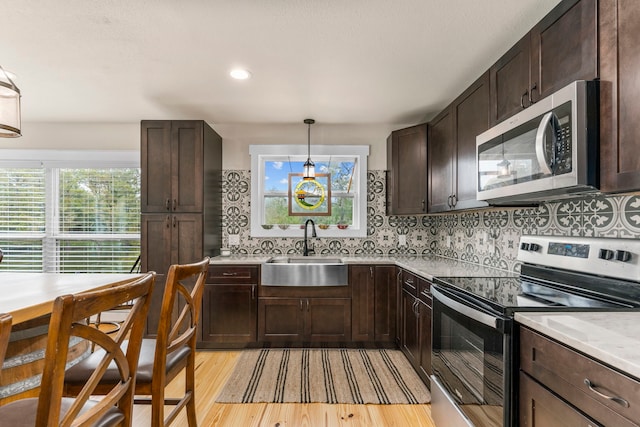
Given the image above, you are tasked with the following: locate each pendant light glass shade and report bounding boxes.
[0,66,21,138]
[303,118,315,180]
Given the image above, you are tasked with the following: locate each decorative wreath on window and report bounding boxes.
[287,173,331,216]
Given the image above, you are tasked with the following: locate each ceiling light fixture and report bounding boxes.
[303,118,315,180]
[229,68,251,80]
[0,65,21,138]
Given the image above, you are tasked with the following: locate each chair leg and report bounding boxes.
[151,382,165,427]
[185,353,197,427]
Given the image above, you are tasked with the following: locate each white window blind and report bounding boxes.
[0,152,140,273]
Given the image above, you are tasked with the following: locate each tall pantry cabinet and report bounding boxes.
[140,120,222,336]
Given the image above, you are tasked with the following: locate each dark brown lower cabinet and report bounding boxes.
[519,372,597,427]
[350,265,397,343]
[258,297,351,342]
[401,288,420,367]
[519,326,640,427]
[400,270,432,385]
[201,283,257,346]
[199,265,258,348]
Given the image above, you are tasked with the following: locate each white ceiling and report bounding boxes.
[3,0,562,126]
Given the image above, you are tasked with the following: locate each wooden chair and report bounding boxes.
[0,272,155,427]
[65,257,210,426]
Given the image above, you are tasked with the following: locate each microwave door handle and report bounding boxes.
[535,111,555,176]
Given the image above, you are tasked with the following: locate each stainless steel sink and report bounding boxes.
[262,256,348,286]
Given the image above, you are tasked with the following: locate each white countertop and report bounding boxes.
[515,311,640,380]
[210,254,514,281]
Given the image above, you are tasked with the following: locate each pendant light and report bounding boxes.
[0,66,21,138]
[303,118,315,180]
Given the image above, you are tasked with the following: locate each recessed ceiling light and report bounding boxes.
[230,69,251,80]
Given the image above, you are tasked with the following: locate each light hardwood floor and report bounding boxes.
[132,350,437,427]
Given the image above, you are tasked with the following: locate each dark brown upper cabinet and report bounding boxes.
[386,124,428,215]
[490,0,597,126]
[599,0,640,193]
[429,72,490,213]
[141,120,219,214]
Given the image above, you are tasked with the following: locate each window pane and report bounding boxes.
[58,240,140,273]
[0,239,43,272]
[0,169,45,233]
[59,168,140,234]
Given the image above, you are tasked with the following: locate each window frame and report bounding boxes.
[250,145,369,238]
[0,149,140,272]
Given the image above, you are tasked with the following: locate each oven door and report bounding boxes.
[431,284,514,427]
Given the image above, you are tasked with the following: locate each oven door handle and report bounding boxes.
[432,285,509,333]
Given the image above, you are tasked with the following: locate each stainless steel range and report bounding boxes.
[430,236,640,427]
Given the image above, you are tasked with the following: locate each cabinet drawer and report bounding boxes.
[401,270,418,296]
[208,265,259,284]
[520,326,640,426]
[519,371,599,427]
[418,277,431,303]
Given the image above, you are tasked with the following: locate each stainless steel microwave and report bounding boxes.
[476,80,599,204]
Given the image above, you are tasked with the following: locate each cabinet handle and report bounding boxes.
[584,379,630,408]
[451,194,457,207]
[520,90,529,109]
[306,299,310,312]
[397,271,402,284]
[251,285,255,300]
[222,272,238,276]
[165,216,170,228]
[370,267,374,279]
[172,199,177,211]
[300,299,303,311]
[421,200,425,212]
[529,83,538,104]
[172,216,176,227]
[165,199,171,211]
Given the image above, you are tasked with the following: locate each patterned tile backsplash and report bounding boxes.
[222,170,640,273]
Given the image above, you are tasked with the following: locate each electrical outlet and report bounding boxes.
[228,234,240,246]
[398,235,407,246]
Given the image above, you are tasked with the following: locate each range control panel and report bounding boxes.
[518,236,640,282]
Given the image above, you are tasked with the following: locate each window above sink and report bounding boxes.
[249,145,369,238]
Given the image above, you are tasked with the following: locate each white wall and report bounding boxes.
[9,122,413,169]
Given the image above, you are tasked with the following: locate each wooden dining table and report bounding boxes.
[0,272,144,404]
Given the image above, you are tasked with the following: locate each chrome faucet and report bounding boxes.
[303,219,317,256]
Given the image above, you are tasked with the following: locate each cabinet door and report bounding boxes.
[401,290,419,368]
[490,34,531,125]
[599,0,640,192]
[374,266,397,342]
[530,0,597,102]
[351,266,375,341]
[452,72,490,211]
[141,121,172,213]
[428,107,454,213]
[306,298,351,342]
[519,372,597,427]
[386,124,428,215]
[172,214,203,265]
[202,284,257,344]
[140,214,171,336]
[171,121,204,213]
[418,299,432,380]
[258,298,305,341]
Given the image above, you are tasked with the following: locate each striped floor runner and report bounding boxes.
[215,348,431,404]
